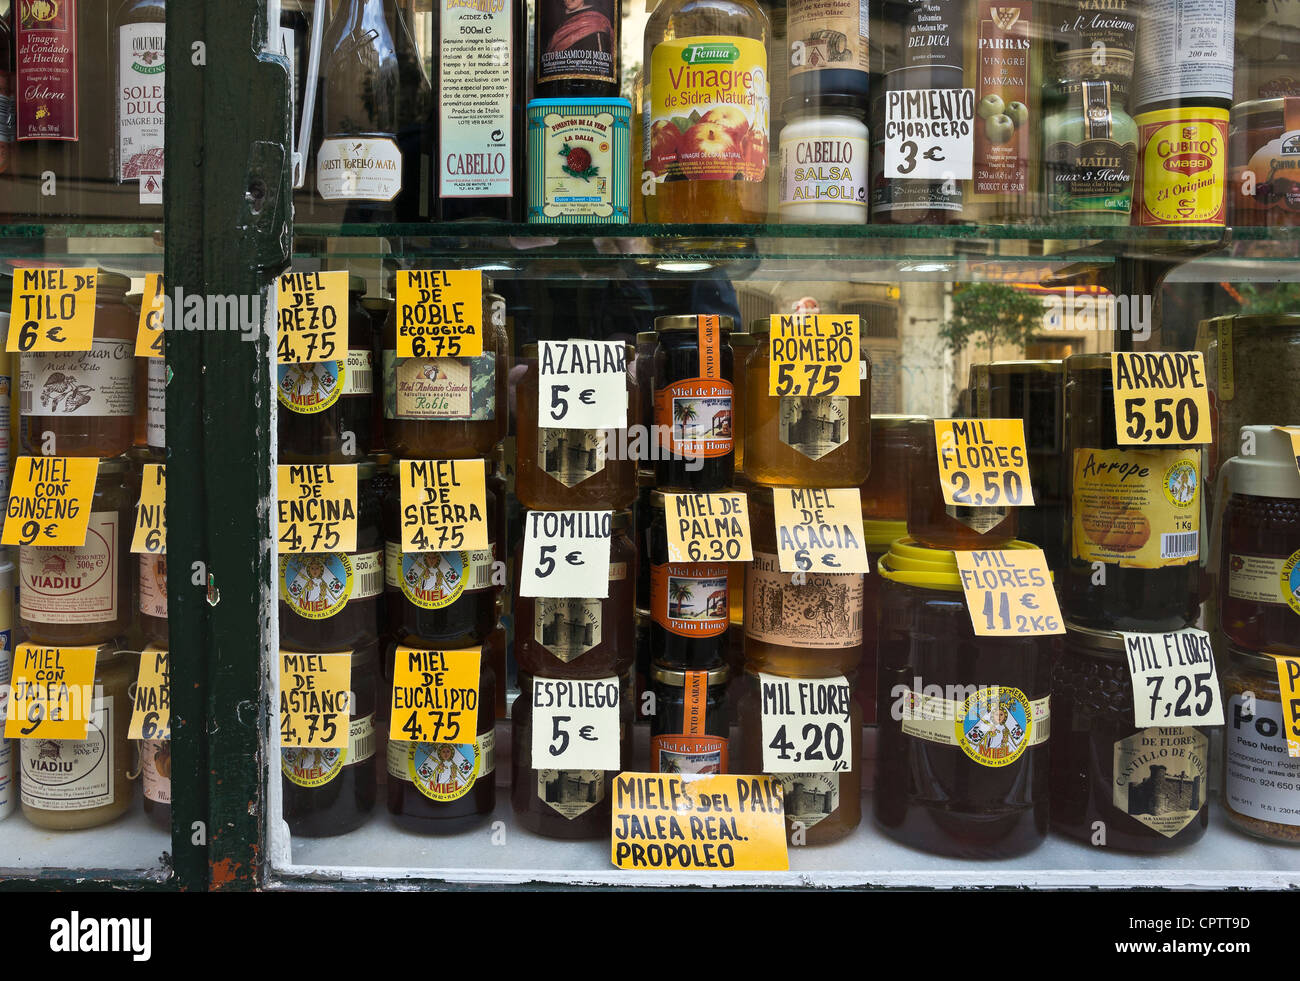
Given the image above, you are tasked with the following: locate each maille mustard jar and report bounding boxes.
[874,540,1053,858]
[907,418,1020,549]
[20,270,135,459]
[648,490,730,670]
[649,664,730,773]
[1051,623,1211,851]
[1062,354,1203,631]
[653,314,735,491]
[1222,645,1300,844]
[281,643,378,838]
[743,318,872,487]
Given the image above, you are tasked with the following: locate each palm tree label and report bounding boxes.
[651,735,728,775]
[654,384,734,459]
[650,562,729,637]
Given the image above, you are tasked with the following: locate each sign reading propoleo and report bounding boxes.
[611,773,789,871]
[771,487,870,574]
[538,340,629,430]
[2,456,99,548]
[1111,352,1212,446]
[131,463,166,554]
[530,676,621,770]
[276,270,348,365]
[4,644,99,740]
[395,270,483,358]
[135,273,166,357]
[1120,628,1225,728]
[663,491,752,563]
[953,549,1063,637]
[279,651,351,749]
[7,266,97,352]
[389,647,481,745]
[933,419,1035,508]
[767,314,861,398]
[398,459,489,553]
[519,509,613,599]
[129,646,171,741]
[277,464,358,554]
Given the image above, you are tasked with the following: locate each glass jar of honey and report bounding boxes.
[874,540,1053,858]
[635,330,657,479]
[515,343,637,510]
[1063,354,1203,631]
[859,415,925,520]
[907,418,1019,550]
[653,314,735,491]
[20,270,135,459]
[742,320,872,488]
[649,664,730,773]
[139,736,171,829]
[139,552,168,644]
[362,297,392,452]
[732,331,760,475]
[648,490,730,670]
[859,518,907,725]
[1051,623,1210,851]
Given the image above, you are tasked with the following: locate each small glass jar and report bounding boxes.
[730,332,759,475]
[139,736,171,829]
[1051,623,1211,851]
[19,456,132,645]
[1043,81,1137,222]
[859,518,907,725]
[859,415,925,520]
[653,314,735,491]
[515,510,637,678]
[361,297,392,452]
[282,643,379,838]
[649,663,731,773]
[279,460,383,652]
[20,270,135,459]
[907,418,1019,550]
[778,96,870,225]
[648,490,731,670]
[515,343,637,510]
[20,642,134,830]
[139,552,168,644]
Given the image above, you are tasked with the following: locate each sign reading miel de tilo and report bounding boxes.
[7,266,97,353]
[395,270,483,358]
[1111,352,1212,446]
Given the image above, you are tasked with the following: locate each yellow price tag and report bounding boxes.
[611,773,789,871]
[663,491,752,563]
[767,314,860,397]
[276,270,348,364]
[1275,655,1300,758]
[135,273,166,358]
[2,456,99,547]
[129,646,170,741]
[953,548,1064,637]
[395,270,483,359]
[1278,426,1300,478]
[933,419,1036,508]
[771,487,870,574]
[279,652,351,749]
[6,266,98,353]
[398,459,489,553]
[131,463,166,554]
[389,646,481,745]
[1111,351,1212,446]
[4,644,99,740]
[277,464,358,553]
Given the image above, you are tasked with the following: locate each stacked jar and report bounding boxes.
[0,276,13,821]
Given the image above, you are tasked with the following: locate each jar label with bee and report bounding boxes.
[1113,726,1209,838]
[276,360,344,414]
[20,339,135,418]
[383,352,496,421]
[540,428,607,488]
[778,396,851,460]
[1071,447,1201,568]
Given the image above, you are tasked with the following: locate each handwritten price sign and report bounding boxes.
[276,270,347,364]
[277,464,358,553]
[395,270,483,358]
[768,314,860,398]
[2,456,99,548]
[7,266,97,352]
[1111,352,1212,446]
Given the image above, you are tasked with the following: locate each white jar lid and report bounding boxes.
[1225,425,1300,499]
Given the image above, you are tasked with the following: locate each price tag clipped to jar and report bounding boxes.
[758,673,853,773]
[4,644,98,740]
[664,491,752,563]
[883,88,976,181]
[395,270,483,358]
[953,549,1064,636]
[1119,628,1225,727]
[389,647,480,745]
[129,647,170,742]
[277,464,358,553]
[135,273,166,358]
[131,463,166,554]
[398,459,489,552]
[6,266,97,353]
[275,270,347,364]
[1111,352,1212,446]
[279,652,351,750]
[2,455,99,547]
[933,419,1036,508]
[611,773,789,872]
[519,509,613,599]
[1278,426,1300,477]
[767,314,860,397]
[538,340,629,430]
[771,487,870,574]
[1274,656,1300,758]
[530,676,621,770]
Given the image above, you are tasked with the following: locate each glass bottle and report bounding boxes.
[1045,0,1136,103]
[112,0,166,221]
[139,735,171,829]
[785,0,869,102]
[653,314,735,491]
[907,418,1019,549]
[391,0,432,221]
[648,490,731,670]
[859,415,925,520]
[0,4,13,180]
[649,664,730,773]
[535,0,621,99]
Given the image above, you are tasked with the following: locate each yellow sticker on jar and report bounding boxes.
[6,267,98,353]
[1275,655,1300,758]
[389,646,481,746]
[4,644,99,740]
[279,651,351,750]
[276,464,358,554]
[395,270,483,359]
[1133,107,1228,227]
[771,486,869,574]
[398,459,489,553]
[1111,351,1212,446]
[933,418,1036,507]
[953,548,1063,637]
[131,463,166,554]
[276,270,348,365]
[135,273,166,358]
[129,646,170,741]
[663,491,752,563]
[2,455,99,548]
[767,314,860,397]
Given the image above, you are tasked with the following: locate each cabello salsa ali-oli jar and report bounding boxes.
[653,314,735,490]
[777,96,870,224]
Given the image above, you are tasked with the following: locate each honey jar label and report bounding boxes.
[744,551,864,650]
[276,359,344,414]
[943,503,1011,534]
[534,598,603,662]
[1133,107,1228,226]
[767,315,861,398]
[7,267,97,354]
[779,397,852,461]
[777,772,839,830]
[650,733,729,774]
[277,464,358,554]
[20,338,135,418]
[141,739,171,805]
[19,697,114,811]
[771,487,870,575]
[537,768,605,820]
[18,512,120,625]
[1227,550,1300,615]
[1274,657,1300,758]
[384,351,497,421]
[281,714,375,789]
[898,688,1050,764]
[276,270,347,366]
[404,730,495,802]
[654,379,734,461]
[759,673,852,774]
[279,652,352,750]
[651,562,729,638]
[138,553,168,620]
[279,554,355,620]
[135,274,166,358]
[933,418,1036,508]
[395,270,483,359]
[342,349,373,396]
[531,676,621,771]
[1225,694,1300,823]
[1112,727,1209,838]
[1110,351,1212,446]
[131,462,166,555]
[540,428,607,487]
[128,647,169,742]
[388,543,493,609]
[1071,447,1201,568]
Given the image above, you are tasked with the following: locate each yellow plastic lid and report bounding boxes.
[877,538,1043,592]
[862,518,908,548]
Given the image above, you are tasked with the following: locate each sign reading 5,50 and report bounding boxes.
[1111,352,1212,446]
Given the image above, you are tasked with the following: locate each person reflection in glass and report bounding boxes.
[546,0,613,58]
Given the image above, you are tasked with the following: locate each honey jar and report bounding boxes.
[649,664,730,773]
[652,314,735,491]
[907,418,1019,550]
[647,490,730,670]
[859,415,925,520]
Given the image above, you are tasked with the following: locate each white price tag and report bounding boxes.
[1120,628,1224,728]
[883,88,975,181]
[530,676,621,770]
[519,510,613,599]
[538,340,629,431]
[758,673,854,773]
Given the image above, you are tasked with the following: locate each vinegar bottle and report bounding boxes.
[113,0,166,222]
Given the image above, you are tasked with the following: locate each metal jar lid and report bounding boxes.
[650,663,730,687]
[1063,621,1128,658]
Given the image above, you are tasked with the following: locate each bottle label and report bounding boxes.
[280,549,381,620]
[141,738,171,804]
[316,137,402,201]
[778,396,852,460]
[650,562,729,638]
[1046,134,1137,215]
[401,730,496,802]
[779,134,868,213]
[778,771,839,829]
[898,688,1050,765]
[744,551,864,649]
[651,733,728,774]
[537,767,605,819]
[386,541,494,610]
[1071,447,1201,568]
[1227,550,1300,615]
[282,713,376,788]
[539,428,606,487]
[117,21,166,183]
[277,360,344,414]
[16,0,78,141]
[973,0,1033,199]
[1133,108,1228,226]
[439,0,514,199]
[536,0,618,86]
[20,339,136,418]
[647,36,769,184]
[789,0,869,79]
[147,355,166,447]
[534,597,603,662]
[654,380,734,460]
[1237,102,1300,219]
[139,552,167,620]
[1112,726,1209,838]
[383,351,497,421]
[1050,0,1135,94]
[1132,0,1234,107]
[20,695,113,811]
[343,348,373,396]
[899,0,963,73]
[0,78,14,174]
[20,512,120,625]
[1225,694,1300,826]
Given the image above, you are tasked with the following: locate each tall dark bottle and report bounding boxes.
[534,0,621,98]
[113,0,165,221]
[1,4,13,182]
[390,0,431,220]
[315,0,401,222]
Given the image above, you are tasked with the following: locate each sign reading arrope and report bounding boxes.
[7,266,97,353]
[767,314,860,397]
[131,463,166,554]
[276,270,348,365]
[2,456,99,548]
[396,270,483,358]
[758,673,853,773]
[664,491,752,563]
[531,676,621,770]
[1111,352,1212,446]
[519,509,613,599]
[4,644,99,740]
[129,647,170,741]
[389,647,481,745]
[933,419,1035,508]
[279,652,351,749]
[1120,627,1225,727]
[953,549,1063,637]
[1275,655,1300,758]
[538,340,629,430]
[135,273,166,357]
[771,487,869,573]
[611,773,789,871]
[398,459,488,553]
[277,464,358,553]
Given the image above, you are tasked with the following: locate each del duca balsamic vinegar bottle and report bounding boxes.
[113,0,165,222]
